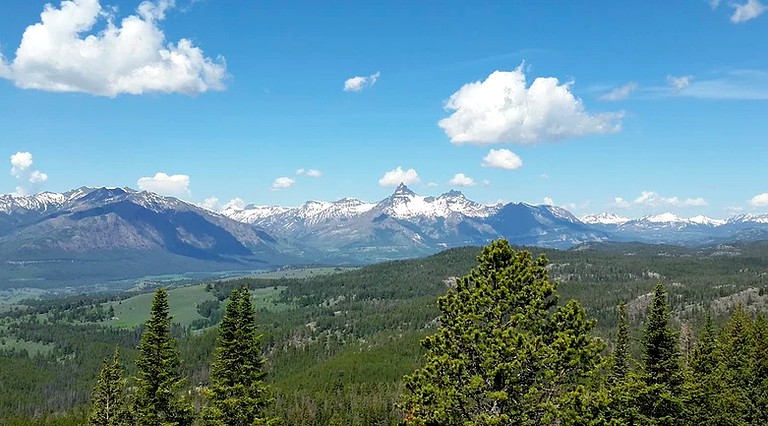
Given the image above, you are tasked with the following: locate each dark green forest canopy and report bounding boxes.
[1,240,768,424]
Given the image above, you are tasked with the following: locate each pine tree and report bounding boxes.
[638,283,682,425]
[712,305,755,424]
[132,288,194,426]
[88,347,127,426]
[642,283,681,389]
[611,301,630,382]
[200,286,277,426]
[400,239,604,425]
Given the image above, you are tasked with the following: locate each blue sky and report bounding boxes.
[1,0,767,218]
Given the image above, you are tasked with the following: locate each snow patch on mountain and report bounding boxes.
[580,212,630,225]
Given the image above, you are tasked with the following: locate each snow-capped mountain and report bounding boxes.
[727,213,768,225]
[219,184,608,258]
[4,185,768,290]
[580,212,630,225]
[0,187,288,289]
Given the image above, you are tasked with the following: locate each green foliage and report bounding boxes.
[5,242,768,424]
[637,283,683,424]
[400,240,604,425]
[131,288,194,426]
[611,301,630,382]
[88,348,128,426]
[642,284,682,388]
[200,287,277,425]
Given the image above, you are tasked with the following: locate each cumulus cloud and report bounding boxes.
[296,168,323,177]
[9,151,48,195]
[137,172,191,198]
[633,191,707,207]
[667,75,692,91]
[749,192,768,207]
[271,177,295,190]
[438,66,623,144]
[481,148,523,170]
[731,0,766,22]
[543,197,555,205]
[609,197,631,209]
[598,82,638,101]
[448,173,476,187]
[426,182,438,188]
[378,166,420,187]
[222,197,245,210]
[343,71,380,92]
[201,196,219,210]
[0,0,226,96]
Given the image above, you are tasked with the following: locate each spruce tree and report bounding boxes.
[88,347,127,426]
[400,239,604,425]
[132,288,194,426]
[201,286,277,426]
[642,283,681,389]
[639,283,682,424]
[611,301,630,382]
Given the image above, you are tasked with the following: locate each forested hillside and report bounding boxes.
[1,241,768,424]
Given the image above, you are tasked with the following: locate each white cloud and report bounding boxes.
[426,182,438,187]
[633,191,707,207]
[609,197,631,209]
[482,179,491,187]
[222,197,245,210]
[543,197,555,205]
[271,177,295,190]
[598,82,638,101]
[0,0,226,96]
[438,66,623,144]
[481,148,523,170]
[447,173,476,187]
[296,168,323,177]
[9,151,48,195]
[378,166,420,187]
[731,0,766,22]
[539,174,550,180]
[749,193,768,207]
[711,0,723,8]
[201,196,219,210]
[137,172,191,198]
[343,71,380,92]
[667,75,692,91]
[655,70,768,100]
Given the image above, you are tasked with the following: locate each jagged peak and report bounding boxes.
[392,182,415,196]
[439,189,465,199]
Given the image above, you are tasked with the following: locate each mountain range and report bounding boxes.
[2,184,768,289]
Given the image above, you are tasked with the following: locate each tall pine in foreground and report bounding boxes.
[88,347,127,426]
[611,301,630,382]
[200,286,277,426]
[400,239,605,425]
[639,283,682,425]
[132,288,194,426]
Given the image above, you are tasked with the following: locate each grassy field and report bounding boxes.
[232,267,358,280]
[0,288,48,304]
[0,336,54,355]
[102,284,288,329]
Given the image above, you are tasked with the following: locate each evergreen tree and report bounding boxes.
[712,305,755,424]
[200,286,277,426]
[88,347,127,426]
[132,288,194,426]
[688,312,716,376]
[400,240,604,425]
[639,283,682,425]
[611,301,630,382]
